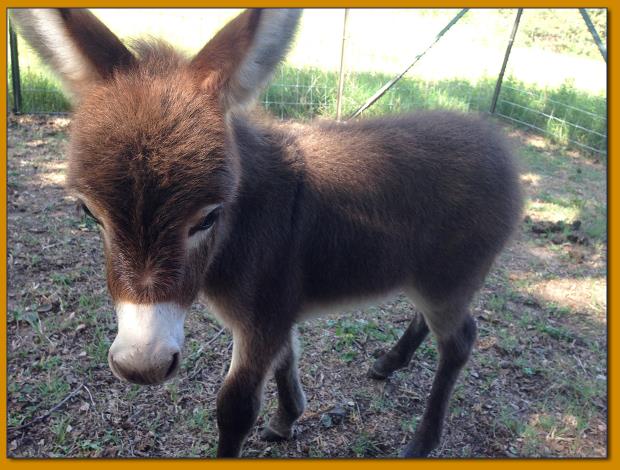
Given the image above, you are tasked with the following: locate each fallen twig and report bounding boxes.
[8,383,85,433]
[188,327,227,379]
[206,327,227,347]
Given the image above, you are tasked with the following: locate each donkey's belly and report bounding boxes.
[298,288,403,321]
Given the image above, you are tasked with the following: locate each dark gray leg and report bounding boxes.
[216,331,287,458]
[400,314,477,458]
[368,312,430,379]
[261,331,306,441]
[216,363,266,457]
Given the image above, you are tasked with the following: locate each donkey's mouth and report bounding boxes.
[109,349,182,385]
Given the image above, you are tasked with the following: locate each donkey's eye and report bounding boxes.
[80,202,102,226]
[189,206,221,237]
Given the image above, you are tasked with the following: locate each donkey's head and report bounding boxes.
[11,9,301,384]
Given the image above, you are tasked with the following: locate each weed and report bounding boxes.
[536,323,576,343]
[37,376,70,404]
[487,293,508,313]
[417,340,438,361]
[50,272,73,287]
[351,432,381,457]
[497,409,526,436]
[126,384,142,401]
[33,355,62,372]
[50,414,71,446]
[78,293,103,312]
[190,407,211,431]
[546,302,572,318]
[85,326,111,365]
[79,440,102,453]
[165,382,180,404]
[400,415,419,434]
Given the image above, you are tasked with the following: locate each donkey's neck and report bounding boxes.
[202,113,304,309]
[229,113,305,192]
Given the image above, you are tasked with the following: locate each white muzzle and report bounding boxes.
[108,302,186,385]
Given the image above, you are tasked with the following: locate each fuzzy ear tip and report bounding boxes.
[260,8,303,25]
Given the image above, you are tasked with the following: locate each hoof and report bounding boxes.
[399,446,429,458]
[399,439,436,458]
[368,350,410,380]
[260,426,292,442]
[367,353,401,380]
[367,364,390,380]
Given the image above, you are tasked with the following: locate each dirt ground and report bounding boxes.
[6,115,607,458]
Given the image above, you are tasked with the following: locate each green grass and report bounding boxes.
[37,376,71,404]
[6,7,609,155]
[8,63,606,156]
[326,316,402,363]
[9,71,71,113]
[85,326,112,365]
[269,67,606,154]
[351,432,382,457]
[8,8,606,155]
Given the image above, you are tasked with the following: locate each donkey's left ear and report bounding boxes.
[190,9,301,110]
[9,8,135,102]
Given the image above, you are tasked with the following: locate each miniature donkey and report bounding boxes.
[12,8,523,458]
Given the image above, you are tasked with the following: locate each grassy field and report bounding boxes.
[8,9,607,155]
[6,113,607,458]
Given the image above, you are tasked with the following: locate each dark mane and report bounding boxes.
[128,38,188,71]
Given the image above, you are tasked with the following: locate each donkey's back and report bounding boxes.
[253,111,522,312]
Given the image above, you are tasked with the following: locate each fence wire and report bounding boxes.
[495,85,606,155]
[8,8,607,156]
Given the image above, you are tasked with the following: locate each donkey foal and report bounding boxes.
[12,8,523,458]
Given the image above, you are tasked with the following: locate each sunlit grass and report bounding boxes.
[527,200,580,223]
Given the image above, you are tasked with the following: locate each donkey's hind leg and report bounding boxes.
[368,311,429,380]
[261,329,306,442]
[400,310,477,457]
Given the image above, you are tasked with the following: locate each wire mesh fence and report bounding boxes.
[7,8,607,156]
[495,85,607,155]
[262,67,337,120]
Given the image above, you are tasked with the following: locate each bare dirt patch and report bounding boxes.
[7,115,606,458]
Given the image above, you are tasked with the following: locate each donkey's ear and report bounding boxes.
[9,8,135,101]
[190,9,301,109]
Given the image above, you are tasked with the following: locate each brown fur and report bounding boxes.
[11,8,523,458]
[191,10,261,92]
[59,9,135,79]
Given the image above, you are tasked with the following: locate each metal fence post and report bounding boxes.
[336,9,349,121]
[579,8,607,63]
[348,8,469,120]
[490,8,523,114]
[9,20,23,114]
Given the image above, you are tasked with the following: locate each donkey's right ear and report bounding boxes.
[9,9,135,102]
[190,9,301,110]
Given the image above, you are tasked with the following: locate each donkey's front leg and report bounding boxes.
[216,331,285,457]
[261,328,306,441]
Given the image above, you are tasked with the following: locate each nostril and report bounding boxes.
[165,351,180,379]
[108,352,120,376]
[108,346,180,384]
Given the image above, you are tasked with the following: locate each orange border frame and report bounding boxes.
[1,1,614,468]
